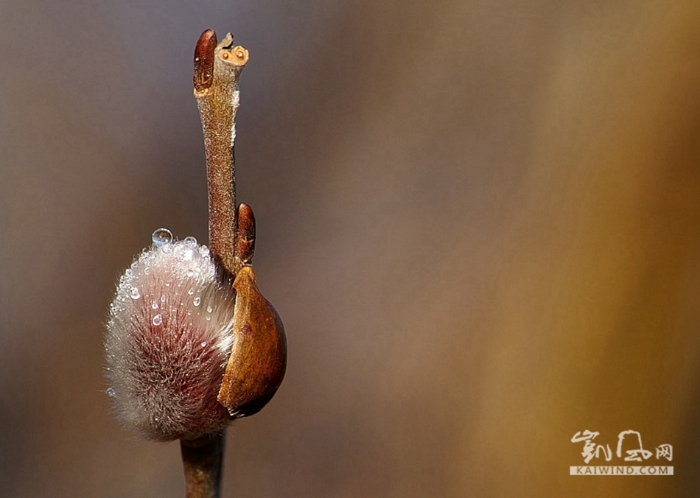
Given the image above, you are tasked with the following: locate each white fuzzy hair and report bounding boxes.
[105,234,235,441]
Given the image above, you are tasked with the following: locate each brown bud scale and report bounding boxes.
[218,266,287,417]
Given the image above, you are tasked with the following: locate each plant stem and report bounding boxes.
[180,432,226,498]
[184,28,249,498]
[194,29,249,276]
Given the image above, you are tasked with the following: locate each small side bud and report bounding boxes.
[218,266,287,417]
[236,203,256,266]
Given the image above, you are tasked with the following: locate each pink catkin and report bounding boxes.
[105,233,235,441]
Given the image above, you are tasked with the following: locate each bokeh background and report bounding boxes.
[2,0,700,496]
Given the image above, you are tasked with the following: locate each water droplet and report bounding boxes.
[193,297,201,306]
[153,314,162,326]
[205,315,211,321]
[188,288,195,295]
[106,387,116,398]
[186,269,195,277]
[130,287,140,299]
[199,246,210,257]
[152,228,173,247]
[206,306,212,313]
[201,342,207,348]
[162,244,173,254]
[151,301,159,310]
[144,266,151,275]
[125,269,133,277]
[160,295,166,303]
[184,236,197,247]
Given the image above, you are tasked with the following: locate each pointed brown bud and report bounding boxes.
[218,266,287,417]
[236,203,256,266]
[194,29,217,93]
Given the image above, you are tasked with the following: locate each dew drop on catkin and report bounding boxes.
[105,230,236,441]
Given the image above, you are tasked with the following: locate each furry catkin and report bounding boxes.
[105,231,235,441]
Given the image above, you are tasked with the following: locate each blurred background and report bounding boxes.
[1,0,700,496]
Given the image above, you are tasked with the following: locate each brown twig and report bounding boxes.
[194,29,250,276]
[180,432,226,498]
[187,28,285,498]
[184,28,250,498]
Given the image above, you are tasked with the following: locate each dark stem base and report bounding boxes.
[180,431,226,498]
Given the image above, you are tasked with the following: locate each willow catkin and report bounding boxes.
[105,229,235,441]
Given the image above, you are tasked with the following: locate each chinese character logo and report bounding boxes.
[571,430,611,463]
[571,430,672,464]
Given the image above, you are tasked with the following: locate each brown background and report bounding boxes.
[1,1,700,496]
